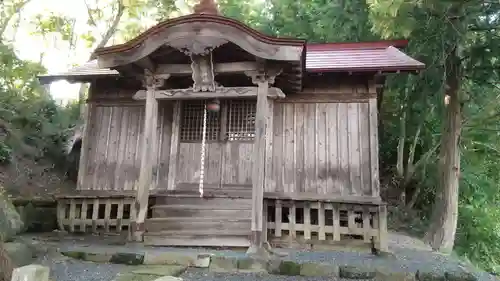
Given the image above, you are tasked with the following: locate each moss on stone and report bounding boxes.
[110,253,145,265]
[3,242,36,267]
[339,265,376,279]
[278,261,301,276]
[300,262,339,277]
[265,258,282,274]
[83,252,112,263]
[61,251,85,260]
[445,271,477,281]
[0,193,24,242]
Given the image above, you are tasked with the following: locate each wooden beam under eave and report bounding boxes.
[135,57,156,72]
[132,87,286,100]
[156,61,258,75]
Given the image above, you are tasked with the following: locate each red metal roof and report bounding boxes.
[306,41,424,73]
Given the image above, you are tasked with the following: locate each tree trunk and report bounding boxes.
[424,44,462,253]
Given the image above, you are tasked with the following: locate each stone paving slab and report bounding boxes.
[57,246,478,281]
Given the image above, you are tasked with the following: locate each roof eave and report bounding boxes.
[305,65,425,74]
[37,74,119,85]
[94,14,305,56]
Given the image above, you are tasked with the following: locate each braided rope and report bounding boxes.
[199,103,208,198]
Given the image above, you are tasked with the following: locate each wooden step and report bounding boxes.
[144,232,250,247]
[153,196,252,208]
[151,204,251,218]
[145,217,251,233]
[145,229,251,237]
[166,189,251,198]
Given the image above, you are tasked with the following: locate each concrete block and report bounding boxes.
[237,257,267,273]
[143,252,194,266]
[11,264,49,281]
[193,254,212,268]
[300,262,339,277]
[375,270,416,281]
[131,265,187,277]
[209,256,238,272]
[152,277,183,281]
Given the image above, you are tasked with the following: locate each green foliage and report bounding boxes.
[1,0,500,273]
[367,0,500,271]
[217,0,500,271]
[0,42,79,170]
[0,142,12,165]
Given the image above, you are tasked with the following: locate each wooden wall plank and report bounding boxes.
[338,103,349,194]
[81,83,381,199]
[115,106,129,190]
[283,104,296,193]
[167,101,181,190]
[269,104,283,193]
[176,142,253,187]
[316,103,328,194]
[268,98,378,197]
[265,100,274,192]
[157,102,174,188]
[347,103,361,195]
[326,104,339,194]
[79,92,174,191]
[304,104,315,193]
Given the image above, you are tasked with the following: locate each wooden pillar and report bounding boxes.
[246,69,279,254]
[368,97,380,198]
[77,101,92,190]
[130,71,168,241]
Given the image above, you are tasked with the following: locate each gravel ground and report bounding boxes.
[180,268,365,281]
[23,233,499,281]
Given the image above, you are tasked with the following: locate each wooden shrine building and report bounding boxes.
[38,0,424,252]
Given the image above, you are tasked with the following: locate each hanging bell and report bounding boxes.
[206,99,220,113]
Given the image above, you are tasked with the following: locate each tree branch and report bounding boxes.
[0,0,32,39]
[93,0,125,52]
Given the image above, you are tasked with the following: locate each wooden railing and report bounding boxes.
[264,196,387,251]
[56,194,135,234]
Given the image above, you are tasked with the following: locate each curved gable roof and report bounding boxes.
[93,14,306,69]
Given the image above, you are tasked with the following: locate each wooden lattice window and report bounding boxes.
[226,100,256,141]
[179,99,256,142]
[180,100,220,142]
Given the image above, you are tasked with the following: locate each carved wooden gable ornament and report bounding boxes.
[92,0,304,92]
